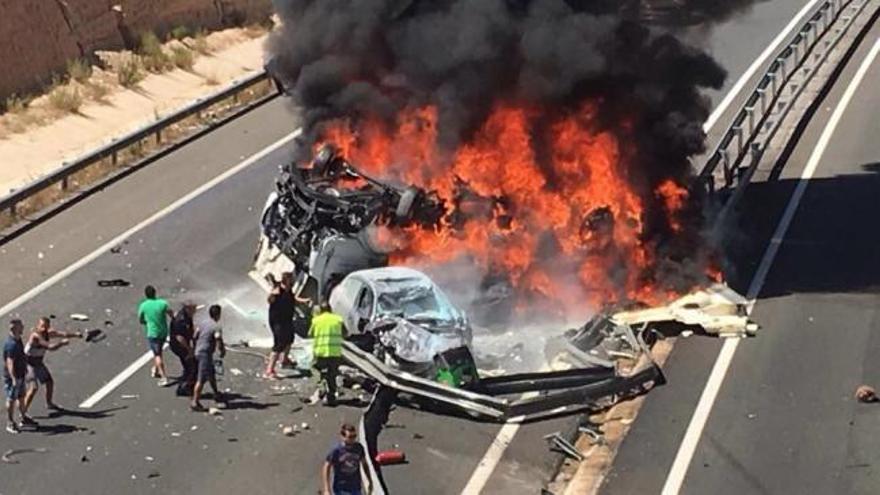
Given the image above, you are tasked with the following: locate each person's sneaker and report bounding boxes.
[20,415,38,427]
[157,378,171,387]
[190,403,206,412]
[6,422,20,434]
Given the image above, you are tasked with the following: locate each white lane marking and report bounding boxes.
[461,422,521,494]
[0,127,301,320]
[1,128,301,408]
[79,349,154,408]
[702,0,823,132]
[662,37,880,495]
[459,6,825,492]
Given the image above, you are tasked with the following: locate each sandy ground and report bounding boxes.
[0,29,269,196]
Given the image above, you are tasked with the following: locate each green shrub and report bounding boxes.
[66,58,92,83]
[48,85,83,113]
[117,56,145,87]
[169,25,190,41]
[191,30,211,55]
[139,32,172,73]
[4,94,27,114]
[170,45,195,70]
[86,82,111,102]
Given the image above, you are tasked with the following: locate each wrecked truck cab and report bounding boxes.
[609,283,759,339]
[329,267,473,375]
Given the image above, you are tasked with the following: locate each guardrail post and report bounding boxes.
[61,176,68,191]
[734,126,744,155]
[757,88,767,113]
[9,203,16,218]
[720,149,731,185]
[745,107,755,135]
[155,129,162,145]
[769,72,778,96]
[111,150,118,166]
[777,57,787,81]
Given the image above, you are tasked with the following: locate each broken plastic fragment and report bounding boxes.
[71,314,90,321]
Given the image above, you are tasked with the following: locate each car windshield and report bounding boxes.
[375,278,458,323]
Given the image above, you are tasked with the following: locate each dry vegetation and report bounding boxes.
[0,23,271,138]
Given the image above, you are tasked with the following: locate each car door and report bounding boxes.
[352,286,375,332]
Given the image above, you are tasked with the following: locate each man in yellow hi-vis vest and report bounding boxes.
[309,301,345,407]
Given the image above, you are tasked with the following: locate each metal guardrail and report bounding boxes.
[0,70,277,222]
[699,0,864,195]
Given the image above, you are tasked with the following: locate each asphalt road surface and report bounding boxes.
[601,18,880,495]
[0,1,830,494]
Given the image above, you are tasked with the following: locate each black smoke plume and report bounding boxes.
[267,0,760,304]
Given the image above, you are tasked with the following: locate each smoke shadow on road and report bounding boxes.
[721,164,880,299]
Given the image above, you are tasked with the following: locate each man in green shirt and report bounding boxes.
[309,301,345,407]
[138,285,173,387]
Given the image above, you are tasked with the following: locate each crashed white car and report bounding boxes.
[329,267,472,372]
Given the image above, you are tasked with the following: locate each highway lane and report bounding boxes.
[0,1,820,494]
[602,21,880,495]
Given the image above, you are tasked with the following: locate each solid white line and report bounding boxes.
[662,37,880,495]
[461,422,522,494]
[2,127,301,409]
[702,0,823,132]
[459,6,825,492]
[79,350,155,408]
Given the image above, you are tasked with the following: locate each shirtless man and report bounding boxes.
[21,317,82,414]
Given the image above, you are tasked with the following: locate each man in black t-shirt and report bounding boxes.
[4,319,27,434]
[265,272,297,379]
[169,302,196,396]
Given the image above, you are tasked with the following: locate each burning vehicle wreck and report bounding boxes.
[252,146,760,423]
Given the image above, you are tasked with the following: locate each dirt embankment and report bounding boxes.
[0,0,271,100]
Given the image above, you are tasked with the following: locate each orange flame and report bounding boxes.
[314,101,705,315]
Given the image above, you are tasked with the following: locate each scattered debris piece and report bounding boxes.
[543,432,584,461]
[70,314,90,321]
[120,394,140,400]
[375,450,407,465]
[110,245,123,254]
[208,407,223,416]
[81,455,90,463]
[190,425,199,431]
[385,423,406,429]
[282,426,296,437]
[578,426,606,446]
[290,406,303,414]
[300,422,310,430]
[856,385,878,403]
[97,279,131,288]
[144,456,154,462]
[227,438,238,443]
[171,432,181,437]
[1,448,48,464]
[229,368,244,376]
[104,320,114,327]
[148,470,161,479]
[747,413,758,420]
[412,433,424,440]
[84,329,104,342]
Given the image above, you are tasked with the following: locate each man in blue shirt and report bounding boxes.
[322,423,372,495]
[4,319,28,434]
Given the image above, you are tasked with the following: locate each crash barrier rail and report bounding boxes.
[699,0,867,197]
[0,70,279,240]
[359,387,397,495]
[341,341,666,424]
